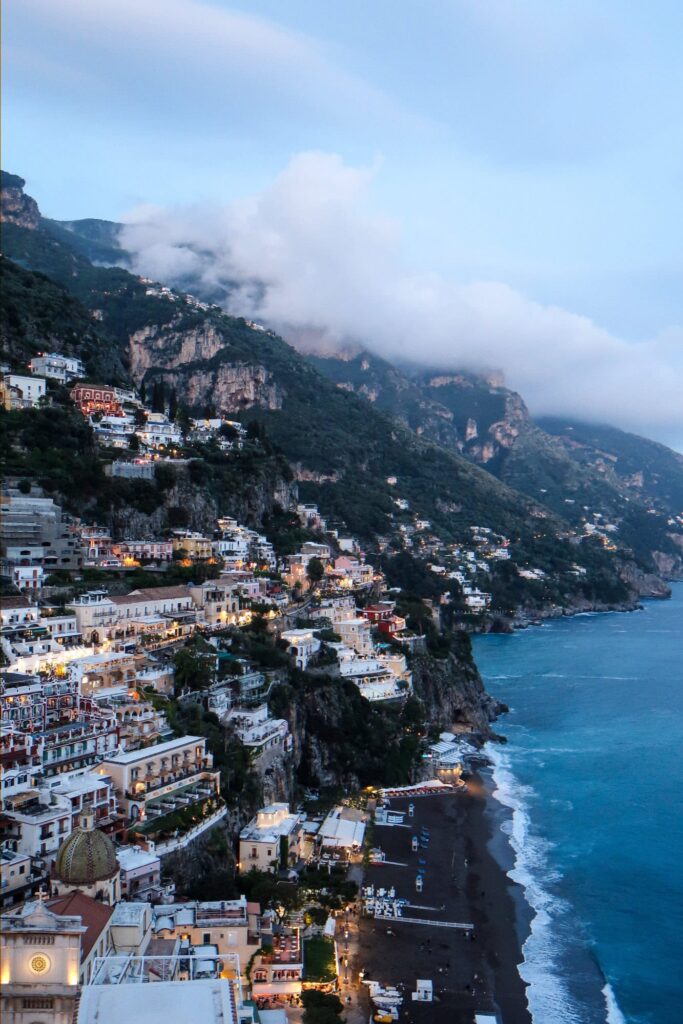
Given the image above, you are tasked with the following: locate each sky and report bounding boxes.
[4,0,683,447]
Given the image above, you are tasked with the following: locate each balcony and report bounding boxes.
[125,763,215,799]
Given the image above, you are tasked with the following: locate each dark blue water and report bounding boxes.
[473,586,683,1024]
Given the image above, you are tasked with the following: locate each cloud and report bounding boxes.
[120,152,683,445]
[6,0,409,139]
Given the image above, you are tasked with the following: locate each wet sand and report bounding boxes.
[351,778,531,1023]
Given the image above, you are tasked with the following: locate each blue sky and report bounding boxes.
[4,0,683,444]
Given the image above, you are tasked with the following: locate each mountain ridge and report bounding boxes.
[2,171,680,614]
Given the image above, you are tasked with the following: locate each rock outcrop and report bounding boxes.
[129,320,282,413]
[1,172,40,229]
[411,645,502,736]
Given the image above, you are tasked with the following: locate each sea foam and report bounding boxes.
[602,982,627,1024]
[487,743,589,1024]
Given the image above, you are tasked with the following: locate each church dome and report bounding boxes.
[55,816,118,887]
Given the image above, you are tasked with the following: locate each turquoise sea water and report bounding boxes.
[473,585,683,1024]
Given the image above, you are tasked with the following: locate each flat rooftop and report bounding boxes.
[101,735,202,764]
[75,974,239,1024]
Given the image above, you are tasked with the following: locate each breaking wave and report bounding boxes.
[487,744,611,1023]
[602,982,627,1024]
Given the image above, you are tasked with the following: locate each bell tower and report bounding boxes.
[0,893,85,1024]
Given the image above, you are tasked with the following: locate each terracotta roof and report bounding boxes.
[113,587,190,604]
[0,595,33,609]
[48,891,114,960]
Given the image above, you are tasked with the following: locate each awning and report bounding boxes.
[252,982,302,997]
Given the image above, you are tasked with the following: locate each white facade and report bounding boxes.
[29,352,84,383]
[2,374,46,408]
[239,803,304,873]
[95,735,219,824]
[225,705,290,755]
[11,565,44,592]
[135,413,182,449]
[281,629,321,670]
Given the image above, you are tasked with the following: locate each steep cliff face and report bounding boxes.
[1,172,40,229]
[460,389,528,466]
[268,640,501,795]
[130,322,226,377]
[104,469,220,539]
[130,321,282,413]
[99,458,296,541]
[149,363,281,413]
[411,647,502,736]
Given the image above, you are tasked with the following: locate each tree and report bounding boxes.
[176,404,192,435]
[301,991,343,1024]
[219,422,238,441]
[306,557,325,586]
[128,432,140,452]
[151,380,166,413]
[246,419,264,441]
[168,387,178,421]
[173,642,215,693]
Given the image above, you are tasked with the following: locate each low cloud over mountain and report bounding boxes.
[120,152,683,447]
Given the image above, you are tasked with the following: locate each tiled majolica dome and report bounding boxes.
[54,820,118,886]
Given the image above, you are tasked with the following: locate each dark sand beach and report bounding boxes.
[348,778,531,1023]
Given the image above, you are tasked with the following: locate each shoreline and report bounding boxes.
[350,785,532,1023]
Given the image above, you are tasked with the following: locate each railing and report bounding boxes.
[152,805,228,855]
[90,950,240,985]
[125,766,214,798]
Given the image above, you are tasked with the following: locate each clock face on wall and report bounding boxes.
[29,953,51,975]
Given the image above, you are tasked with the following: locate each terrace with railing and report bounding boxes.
[90,951,241,985]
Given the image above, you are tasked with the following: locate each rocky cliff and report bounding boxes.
[1,172,40,229]
[101,458,296,541]
[267,639,501,795]
[411,645,503,736]
[130,321,282,413]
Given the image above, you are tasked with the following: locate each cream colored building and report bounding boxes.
[0,898,83,1024]
[95,735,219,825]
[172,534,213,560]
[239,803,305,874]
[150,897,259,966]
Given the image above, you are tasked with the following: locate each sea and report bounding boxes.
[473,583,683,1024]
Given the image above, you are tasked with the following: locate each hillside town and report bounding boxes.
[6,329,682,1024]
[0,364,511,1024]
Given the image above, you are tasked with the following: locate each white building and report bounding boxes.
[239,803,305,873]
[318,806,366,851]
[95,735,220,826]
[29,352,85,383]
[280,628,321,670]
[116,847,161,900]
[1,374,46,410]
[10,564,44,592]
[135,413,182,449]
[225,705,290,757]
[91,414,135,448]
[462,587,492,611]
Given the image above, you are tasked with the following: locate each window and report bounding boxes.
[203,933,210,944]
